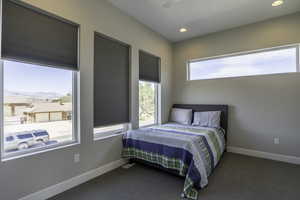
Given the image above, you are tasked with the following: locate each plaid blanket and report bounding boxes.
[122,123,226,200]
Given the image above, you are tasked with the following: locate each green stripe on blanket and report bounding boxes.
[123,147,198,199]
[123,148,188,176]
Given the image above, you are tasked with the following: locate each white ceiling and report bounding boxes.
[107,0,300,42]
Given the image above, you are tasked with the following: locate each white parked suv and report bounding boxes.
[5,130,50,152]
[32,130,50,143]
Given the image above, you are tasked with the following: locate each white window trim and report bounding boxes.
[297,45,300,72]
[94,123,129,141]
[138,81,159,128]
[187,44,300,81]
[94,132,125,141]
[2,141,80,162]
[0,60,80,161]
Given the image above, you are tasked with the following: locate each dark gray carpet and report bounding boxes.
[49,153,300,200]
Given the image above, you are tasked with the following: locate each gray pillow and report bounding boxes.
[170,108,193,125]
[192,111,221,128]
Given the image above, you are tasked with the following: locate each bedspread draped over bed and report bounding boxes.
[122,123,226,200]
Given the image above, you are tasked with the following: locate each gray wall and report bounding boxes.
[172,12,300,157]
[0,0,173,199]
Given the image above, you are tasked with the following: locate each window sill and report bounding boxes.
[139,123,157,128]
[1,141,80,162]
[94,132,125,141]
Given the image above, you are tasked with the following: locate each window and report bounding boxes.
[6,136,14,142]
[16,134,34,140]
[139,81,158,127]
[138,50,160,127]
[1,60,78,159]
[188,46,299,80]
[93,33,130,140]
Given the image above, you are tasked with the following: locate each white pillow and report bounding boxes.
[170,108,193,125]
[192,111,221,128]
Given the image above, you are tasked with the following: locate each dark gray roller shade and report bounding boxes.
[94,32,130,127]
[139,50,160,83]
[1,0,79,70]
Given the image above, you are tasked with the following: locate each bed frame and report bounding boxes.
[173,104,229,140]
[131,104,229,170]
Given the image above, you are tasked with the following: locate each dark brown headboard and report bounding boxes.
[173,104,229,138]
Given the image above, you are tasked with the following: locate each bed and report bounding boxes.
[122,104,228,200]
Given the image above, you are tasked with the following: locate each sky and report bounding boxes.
[4,60,73,96]
[3,47,297,95]
[190,48,297,80]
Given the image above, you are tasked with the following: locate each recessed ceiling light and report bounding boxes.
[272,0,284,7]
[179,28,187,33]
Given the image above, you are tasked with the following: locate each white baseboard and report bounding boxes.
[227,146,300,165]
[18,148,299,200]
[19,159,128,200]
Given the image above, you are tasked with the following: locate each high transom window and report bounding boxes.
[188,46,299,80]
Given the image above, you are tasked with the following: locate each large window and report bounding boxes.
[1,60,78,158]
[188,46,299,80]
[139,81,158,127]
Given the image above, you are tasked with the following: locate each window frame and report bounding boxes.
[94,123,129,141]
[138,80,159,128]
[187,44,300,81]
[0,60,80,161]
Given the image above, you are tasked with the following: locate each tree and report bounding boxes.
[59,93,72,103]
[139,82,155,123]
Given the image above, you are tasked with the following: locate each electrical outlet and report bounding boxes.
[74,153,80,163]
[274,138,280,145]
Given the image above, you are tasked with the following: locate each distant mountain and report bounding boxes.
[4,90,64,100]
